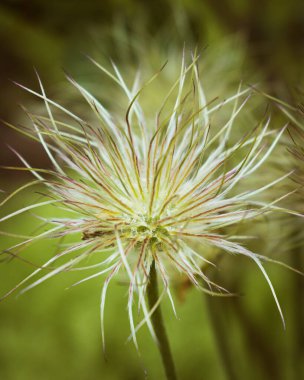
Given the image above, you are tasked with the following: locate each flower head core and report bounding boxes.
[1,53,289,346]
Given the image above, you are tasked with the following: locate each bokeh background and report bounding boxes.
[0,1,303,379]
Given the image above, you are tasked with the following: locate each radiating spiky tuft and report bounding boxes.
[1,53,292,346]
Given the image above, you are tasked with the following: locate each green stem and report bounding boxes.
[147,260,178,380]
[291,236,304,380]
[205,294,238,380]
[232,296,281,380]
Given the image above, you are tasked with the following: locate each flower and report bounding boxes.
[1,54,290,347]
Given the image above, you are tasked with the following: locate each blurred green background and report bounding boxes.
[0,1,303,379]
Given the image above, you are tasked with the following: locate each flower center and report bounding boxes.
[82,215,170,251]
[126,215,170,249]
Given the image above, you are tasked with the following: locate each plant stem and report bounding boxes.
[205,294,238,380]
[291,237,304,380]
[232,296,281,380]
[147,260,178,380]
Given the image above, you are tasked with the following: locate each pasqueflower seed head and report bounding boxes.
[1,54,290,347]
